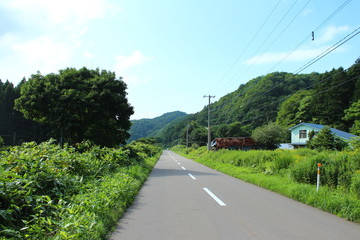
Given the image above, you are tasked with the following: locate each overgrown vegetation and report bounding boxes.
[0,139,161,239]
[172,144,360,222]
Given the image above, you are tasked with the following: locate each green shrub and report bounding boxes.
[0,139,161,239]
[273,151,294,172]
[351,172,360,198]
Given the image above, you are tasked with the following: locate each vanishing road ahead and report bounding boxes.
[110,150,360,240]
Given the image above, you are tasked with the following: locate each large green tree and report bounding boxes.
[15,67,134,146]
[251,122,288,150]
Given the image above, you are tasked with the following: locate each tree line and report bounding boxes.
[0,79,52,145]
[0,67,133,147]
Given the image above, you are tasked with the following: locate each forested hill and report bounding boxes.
[128,111,187,142]
[156,58,360,147]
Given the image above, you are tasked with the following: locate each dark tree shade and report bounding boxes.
[15,67,134,146]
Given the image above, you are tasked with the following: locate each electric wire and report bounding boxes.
[222,0,352,99]
[294,25,360,74]
[233,24,360,112]
[267,0,351,74]
[214,0,281,93]
[223,0,299,91]
[206,0,356,126]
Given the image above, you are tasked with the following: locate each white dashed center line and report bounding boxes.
[169,151,226,207]
[203,188,227,206]
[188,173,197,180]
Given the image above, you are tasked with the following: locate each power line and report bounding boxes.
[233,24,360,111]
[207,0,356,125]
[267,0,351,74]
[214,0,281,93]
[314,0,351,32]
[226,0,352,97]
[294,25,360,74]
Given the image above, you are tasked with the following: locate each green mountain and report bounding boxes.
[156,58,360,147]
[128,111,187,142]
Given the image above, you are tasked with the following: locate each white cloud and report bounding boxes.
[316,25,350,44]
[2,0,109,27]
[115,51,154,72]
[114,51,154,87]
[13,35,72,69]
[0,0,120,83]
[244,46,346,65]
[245,48,321,65]
[245,25,350,66]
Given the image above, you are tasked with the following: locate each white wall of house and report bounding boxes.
[290,125,319,144]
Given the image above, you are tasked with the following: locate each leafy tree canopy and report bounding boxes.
[306,126,346,150]
[251,122,287,150]
[15,67,134,146]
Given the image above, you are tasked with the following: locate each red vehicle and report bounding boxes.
[211,137,259,150]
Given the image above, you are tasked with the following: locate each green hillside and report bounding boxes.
[156,58,360,147]
[128,111,187,142]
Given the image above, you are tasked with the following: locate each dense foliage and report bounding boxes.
[251,122,288,149]
[0,139,161,239]
[172,145,360,222]
[14,68,134,147]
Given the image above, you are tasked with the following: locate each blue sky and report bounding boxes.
[1,0,360,120]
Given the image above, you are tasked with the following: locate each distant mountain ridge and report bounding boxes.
[128,111,187,142]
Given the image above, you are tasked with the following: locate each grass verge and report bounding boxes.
[172,146,360,223]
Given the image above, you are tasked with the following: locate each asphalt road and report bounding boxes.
[109,150,360,240]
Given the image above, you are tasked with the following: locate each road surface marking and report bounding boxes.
[203,188,226,206]
[188,173,197,180]
[168,152,177,162]
[181,166,186,170]
[177,162,181,165]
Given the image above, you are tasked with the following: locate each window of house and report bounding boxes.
[299,130,307,139]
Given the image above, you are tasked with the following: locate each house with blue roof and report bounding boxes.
[288,123,357,147]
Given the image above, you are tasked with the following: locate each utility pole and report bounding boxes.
[204,95,215,151]
[186,124,189,148]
